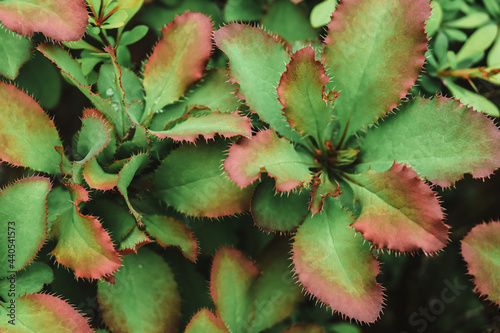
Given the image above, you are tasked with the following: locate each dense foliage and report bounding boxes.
[0,0,499,332]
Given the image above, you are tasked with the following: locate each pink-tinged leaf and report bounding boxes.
[322,0,429,138]
[225,130,313,192]
[155,140,255,218]
[0,0,88,41]
[357,96,500,187]
[293,197,384,323]
[83,158,119,191]
[278,46,333,142]
[214,23,303,143]
[98,247,181,333]
[117,226,152,255]
[49,185,121,279]
[211,246,260,332]
[142,12,213,121]
[0,177,51,278]
[0,82,63,174]
[461,221,500,305]
[347,162,448,253]
[0,294,92,332]
[150,111,252,142]
[185,309,229,333]
[282,324,325,333]
[309,173,340,215]
[143,214,199,262]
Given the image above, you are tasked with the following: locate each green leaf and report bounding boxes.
[150,111,252,142]
[97,62,143,126]
[119,25,149,46]
[14,52,62,110]
[322,0,429,139]
[278,46,333,143]
[214,23,302,143]
[444,12,490,29]
[0,177,51,278]
[142,12,213,122]
[0,82,63,174]
[455,24,498,63]
[247,237,304,333]
[261,0,318,42]
[487,31,500,67]
[224,130,313,192]
[357,96,500,187]
[461,221,500,305]
[224,0,263,22]
[348,162,448,253]
[210,246,260,332]
[292,197,384,323]
[425,0,442,37]
[443,28,468,42]
[0,0,88,41]
[73,115,111,164]
[484,0,500,20]
[102,10,128,29]
[48,185,121,279]
[117,153,150,221]
[310,0,337,28]
[0,294,93,332]
[98,247,181,333]
[0,25,32,79]
[0,262,53,300]
[155,140,254,218]
[142,214,199,262]
[444,79,500,117]
[37,44,128,138]
[251,177,310,232]
[185,309,229,333]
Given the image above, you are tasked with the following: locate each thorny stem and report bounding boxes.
[438,67,500,80]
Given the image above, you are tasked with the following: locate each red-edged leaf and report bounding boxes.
[0,0,88,41]
[293,197,384,323]
[225,130,313,192]
[0,177,51,277]
[142,12,213,120]
[278,46,333,142]
[211,246,260,332]
[185,309,229,333]
[282,324,325,333]
[117,226,152,255]
[98,247,181,333]
[0,82,63,174]
[357,96,500,187]
[214,23,303,143]
[0,294,92,332]
[309,173,340,215]
[348,162,448,253]
[142,214,199,262]
[155,140,254,218]
[150,111,252,142]
[322,0,429,138]
[49,185,121,279]
[461,221,500,305]
[83,158,119,191]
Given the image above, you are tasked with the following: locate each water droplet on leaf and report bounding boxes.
[111,102,120,111]
[106,88,114,96]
